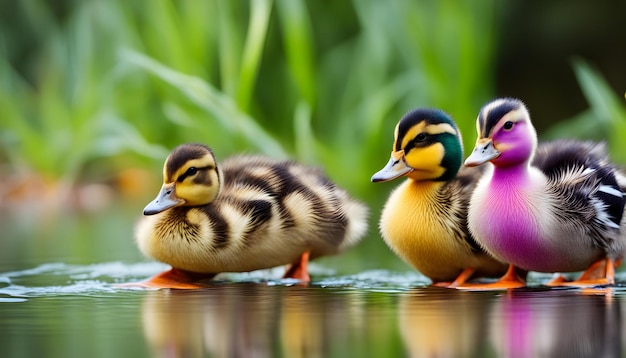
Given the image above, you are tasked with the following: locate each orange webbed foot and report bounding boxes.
[544,274,569,286]
[447,267,477,288]
[455,264,526,291]
[547,258,617,288]
[283,251,311,282]
[117,268,216,289]
[431,268,477,288]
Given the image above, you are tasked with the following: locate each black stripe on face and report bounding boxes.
[166,144,215,181]
[403,133,438,154]
[395,108,455,151]
[171,165,215,184]
[192,167,212,185]
[395,110,424,151]
[479,99,522,138]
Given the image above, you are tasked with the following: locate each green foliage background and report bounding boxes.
[0,0,624,207]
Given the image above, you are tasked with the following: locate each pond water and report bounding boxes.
[2,202,626,357]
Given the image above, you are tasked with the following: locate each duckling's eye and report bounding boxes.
[503,121,514,131]
[415,133,427,142]
[186,167,198,176]
[178,166,202,182]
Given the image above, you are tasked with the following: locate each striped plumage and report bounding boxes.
[371,109,507,286]
[465,98,626,288]
[134,143,368,286]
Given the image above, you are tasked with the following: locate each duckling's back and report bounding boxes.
[219,155,369,259]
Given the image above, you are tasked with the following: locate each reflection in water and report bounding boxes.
[138,281,626,357]
[398,288,494,357]
[2,261,626,357]
[280,290,324,357]
[140,284,383,358]
[397,288,624,358]
[141,285,281,357]
[490,290,622,358]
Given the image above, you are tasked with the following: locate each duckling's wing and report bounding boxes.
[219,155,367,254]
[533,140,625,251]
[532,140,608,180]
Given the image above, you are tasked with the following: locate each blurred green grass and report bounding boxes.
[0,0,497,198]
[0,0,624,205]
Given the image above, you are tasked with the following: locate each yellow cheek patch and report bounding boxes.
[175,179,219,205]
[404,143,446,180]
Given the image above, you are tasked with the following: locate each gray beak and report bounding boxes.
[371,151,413,182]
[143,182,185,215]
[465,139,500,167]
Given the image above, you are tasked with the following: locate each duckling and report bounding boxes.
[463,98,626,289]
[371,109,507,287]
[130,143,369,288]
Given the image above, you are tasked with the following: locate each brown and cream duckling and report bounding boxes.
[131,143,369,288]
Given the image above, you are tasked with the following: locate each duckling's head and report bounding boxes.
[464,98,537,168]
[371,108,463,183]
[143,143,220,215]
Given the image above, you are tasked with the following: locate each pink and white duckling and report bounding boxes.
[463,98,626,289]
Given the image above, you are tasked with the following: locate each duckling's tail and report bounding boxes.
[339,198,369,251]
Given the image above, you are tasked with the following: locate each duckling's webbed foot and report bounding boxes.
[431,268,477,288]
[119,268,216,289]
[447,268,477,288]
[283,251,311,282]
[545,274,569,286]
[455,264,526,291]
[546,258,617,288]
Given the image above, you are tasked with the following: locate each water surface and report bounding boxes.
[2,262,626,357]
[1,205,626,357]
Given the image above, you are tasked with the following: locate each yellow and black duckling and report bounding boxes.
[371,109,507,287]
[130,143,369,288]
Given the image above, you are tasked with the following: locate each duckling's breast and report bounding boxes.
[380,180,475,281]
[136,204,309,273]
[469,169,603,272]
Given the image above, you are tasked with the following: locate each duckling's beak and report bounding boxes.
[143,182,185,215]
[371,150,413,182]
[465,138,500,167]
